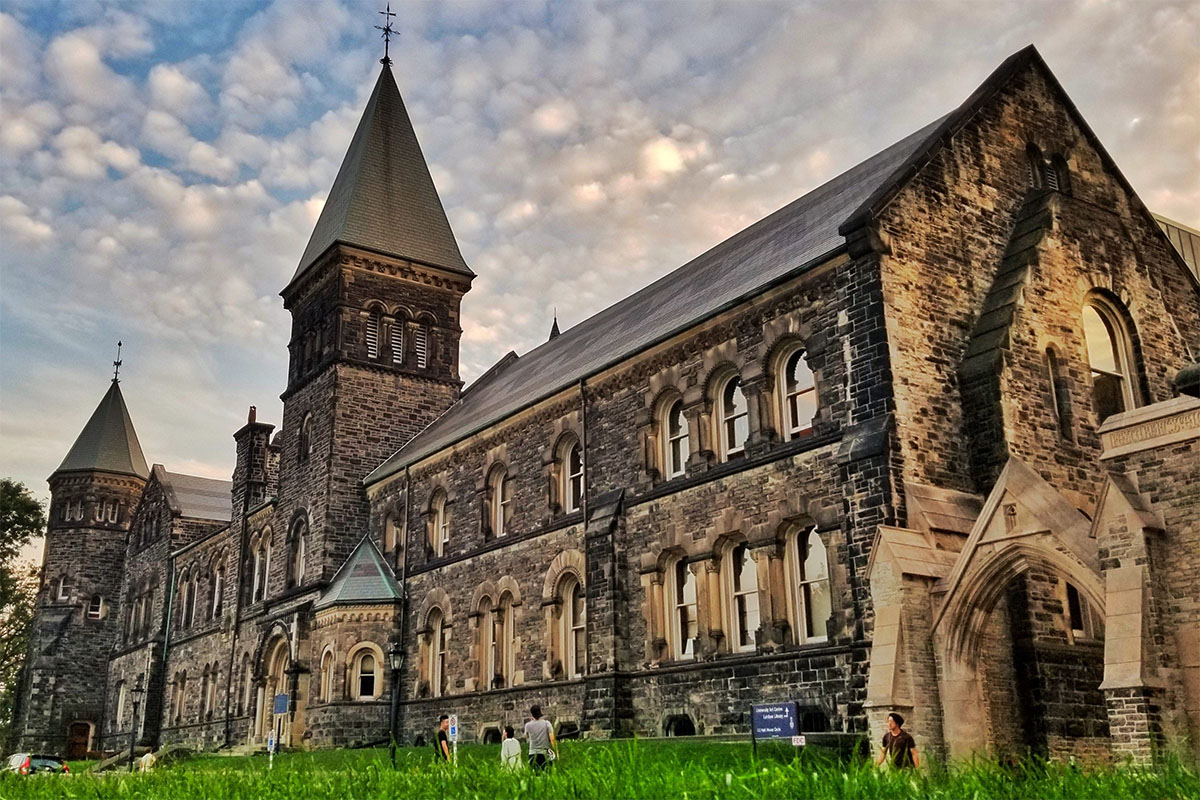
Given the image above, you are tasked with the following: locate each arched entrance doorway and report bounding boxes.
[256,636,305,747]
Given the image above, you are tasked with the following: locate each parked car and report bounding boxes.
[5,753,69,775]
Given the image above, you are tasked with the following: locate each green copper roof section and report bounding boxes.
[56,380,150,479]
[288,65,472,289]
[314,535,403,610]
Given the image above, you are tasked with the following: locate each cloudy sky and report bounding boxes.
[1,1,1197,560]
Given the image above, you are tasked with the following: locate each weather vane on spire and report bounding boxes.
[112,340,123,382]
[375,3,396,66]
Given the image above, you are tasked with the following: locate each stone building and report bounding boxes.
[13,45,1200,764]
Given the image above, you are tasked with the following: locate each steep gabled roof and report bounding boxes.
[159,468,232,522]
[314,536,402,610]
[56,380,149,479]
[287,65,472,291]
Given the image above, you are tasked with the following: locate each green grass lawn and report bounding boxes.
[6,739,1198,799]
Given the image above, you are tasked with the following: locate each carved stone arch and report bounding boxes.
[542,549,586,602]
[470,580,499,615]
[390,303,414,320]
[414,310,438,326]
[412,582,451,633]
[761,328,810,391]
[701,359,742,408]
[251,620,293,679]
[646,364,687,410]
[495,574,523,607]
[363,299,388,314]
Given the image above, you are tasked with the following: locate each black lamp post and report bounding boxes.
[388,642,403,768]
[128,675,145,773]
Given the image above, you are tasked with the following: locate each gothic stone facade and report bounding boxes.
[14,48,1200,763]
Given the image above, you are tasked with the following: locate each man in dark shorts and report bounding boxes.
[436,714,452,762]
[524,704,557,769]
[876,712,919,769]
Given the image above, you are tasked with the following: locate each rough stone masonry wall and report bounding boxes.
[875,60,1200,501]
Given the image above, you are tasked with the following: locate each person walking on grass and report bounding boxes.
[524,704,558,770]
[876,712,919,769]
[500,725,522,770]
[436,714,452,763]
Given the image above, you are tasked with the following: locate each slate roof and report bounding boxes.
[287,65,472,291]
[365,46,1055,485]
[159,468,232,523]
[314,536,403,610]
[56,380,150,479]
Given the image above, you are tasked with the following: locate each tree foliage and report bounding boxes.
[0,479,44,748]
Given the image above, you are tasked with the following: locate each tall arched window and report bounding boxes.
[365,310,381,359]
[288,518,307,589]
[238,653,251,715]
[86,594,104,620]
[718,376,749,460]
[430,492,449,556]
[661,398,689,479]
[1026,143,1045,189]
[789,526,830,644]
[178,570,192,630]
[560,438,584,513]
[728,544,760,652]
[477,596,495,690]
[667,558,697,660]
[495,592,515,689]
[560,576,586,678]
[299,414,313,462]
[319,647,334,703]
[114,681,127,730]
[488,466,511,537]
[210,557,225,620]
[252,529,272,603]
[1082,299,1136,421]
[779,348,817,440]
[429,609,447,697]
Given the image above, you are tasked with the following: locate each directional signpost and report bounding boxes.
[751,702,804,756]
[269,693,288,769]
[448,714,459,765]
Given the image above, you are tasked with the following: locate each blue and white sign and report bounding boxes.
[448,714,458,741]
[752,702,799,740]
[273,693,289,715]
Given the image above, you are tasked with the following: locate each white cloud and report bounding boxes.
[147,64,212,121]
[0,195,53,245]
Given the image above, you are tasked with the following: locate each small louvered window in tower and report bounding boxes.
[414,326,428,368]
[365,312,380,359]
[1045,162,1060,192]
[390,322,404,365]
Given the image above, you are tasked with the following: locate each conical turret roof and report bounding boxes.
[315,535,403,610]
[288,65,472,290]
[56,380,150,479]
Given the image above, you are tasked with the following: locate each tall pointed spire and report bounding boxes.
[287,65,472,290]
[549,312,560,340]
[56,380,150,478]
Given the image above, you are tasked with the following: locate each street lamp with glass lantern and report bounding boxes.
[388,641,404,768]
[128,674,145,773]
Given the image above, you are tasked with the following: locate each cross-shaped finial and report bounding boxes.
[112,340,123,382]
[375,3,397,66]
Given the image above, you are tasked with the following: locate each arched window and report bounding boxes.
[55,575,71,602]
[717,376,749,460]
[352,648,380,701]
[319,647,335,703]
[789,526,830,644]
[288,518,307,589]
[1063,581,1103,644]
[429,609,447,697]
[1082,299,1136,421]
[299,414,313,462]
[365,310,381,359]
[178,570,192,630]
[86,594,104,620]
[414,325,429,368]
[495,592,515,689]
[778,348,817,440]
[201,665,212,718]
[488,466,512,537]
[430,492,449,557]
[1025,143,1044,189]
[239,654,253,716]
[1045,347,1074,441]
[389,318,404,365]
[477,596,495,690]
[560,576,586,678]
[1050,155,1071,195]
[383,512,399,555]
[560,437,584,513]
[728,544,760,652]
[210,558,225,620]
[666,558,697,660]
[661,398,689,479]
[173,671,187,724]
[252,530,272,603]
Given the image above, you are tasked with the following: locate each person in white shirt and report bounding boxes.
[500,725,522,770]
[524,704,558,769]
